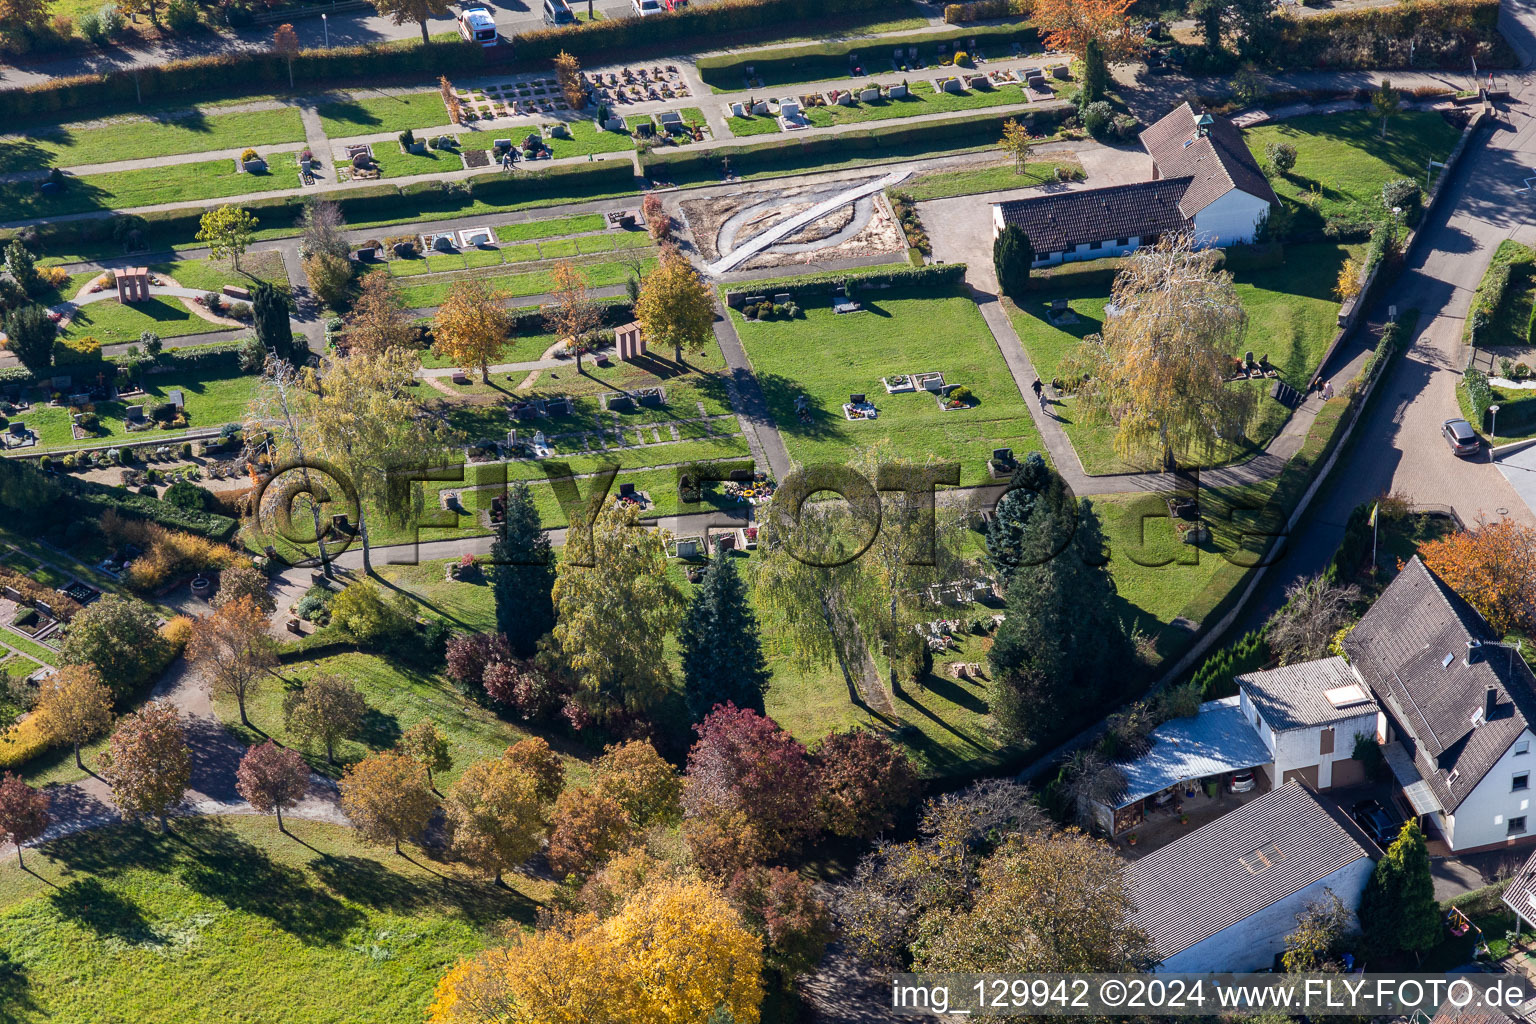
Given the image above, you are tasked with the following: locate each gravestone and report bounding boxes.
[860,87,881,103]
[751,99,770,115]
[888,83,908,99]
[615,321,646,361]
[117,267,150,304]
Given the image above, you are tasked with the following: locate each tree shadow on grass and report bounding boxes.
[356,706,403,750]
[0,948,37,1018]
[48,877,162,945]
[308,853,540,928]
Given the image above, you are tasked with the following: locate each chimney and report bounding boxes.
[1466,639,1483,666]
[1486,685,1499,721]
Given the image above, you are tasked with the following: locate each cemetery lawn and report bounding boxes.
[802,81,1031,128]
[0,107,307,173]
[732,286,1047,485]
[727,114,783,137]
[454,124,635,159]
[1242,110,1462,230]
[316,90,453,138]
[387,231,653,278]
[0,159,293,221]
[353,146,460,179]
[1007,242,1355,474]
[23,369,259,452]
[901,158,1083,200]
[214,651,591,788]
[494,214,607,242]
[154,249,289,293]
[60,296,229,347]
[395,256,655,307]
[0,815,548,1024]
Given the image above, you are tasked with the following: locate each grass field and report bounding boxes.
[494,214,606,242]
[0,815,548,1024]
[0,107,307,173]
[316,90,452,138]
[61,296,228,346]
[731,286,1046,485]
[1243,110,1462,230]
[154,249,289,294]
[0,157,294,221]
[901,158,1082,201]
[22,368,258,452]
[803,81,1032,129]
[1006,243,1356,474]
[458,121,637,160]
[395,256,655,307]
[387,230,653,277]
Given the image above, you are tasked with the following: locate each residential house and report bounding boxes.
[990,102,1277,265]
[1127,782,1376,973]
[1238,657,1381,791]
[1345,556,1536,854]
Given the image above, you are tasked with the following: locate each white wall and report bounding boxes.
[1030,237,1142,267]
[1191,190,1271,247]
[1237,690,1374,789]
[1444,729,1536,850]
[1152,859,1374,973]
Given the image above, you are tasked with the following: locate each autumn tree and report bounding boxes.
[491,480,555,658]
[339,749,437,854]
[433,278,512,381]
[197,205,260,272]
[282,347,444,572]
[729,865,834,982]
[59,594,170,697]
[1266,574,1361,665]
[366,0,450,45]
[398,719,453,791]
[998,117,1034,174]
[684,704,820,863]
[1061,235,1257,469]
[680,546,771,720]
[428,879,763,1024]
[272,23,300,89]
[444,755,549,884]
[235,740,310,833]
[282,674,367,763]
[1372,78,1401,138]
[552,498,686,714]
[1033,0,1141,60]
[0,0,52,33]
[187,596,277,727]
[912,830,1152,973]
[502,737,565,803]
[1420,522,1536,637]
[592,740,682,827]
[553,50,587,109]
[547,786,635,880]
[33,664,113,770]
[634,247,715,365]
[344,270,414,357]
[303,250,353,309]
[1281,889,1354,972]
[0,774,49,870]
[815,728,918,839]
[544,260,603,371]
[101,701,191,829]
[214,562,276,615]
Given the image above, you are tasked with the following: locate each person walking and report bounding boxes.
[1031,377,1045,408]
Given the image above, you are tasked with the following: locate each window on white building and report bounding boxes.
[1515,773,1530,792]
[1510,816,1528,836]
[1518,740,1531,756]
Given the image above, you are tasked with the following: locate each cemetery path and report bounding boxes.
[711,300,795,480]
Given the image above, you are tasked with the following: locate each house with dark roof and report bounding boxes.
[990,102,1276,267]
[1238,657,1381,791]
[1344,556,1536,854]
[1126,782,1375,972]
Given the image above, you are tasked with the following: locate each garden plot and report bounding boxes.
[680,176,905,270]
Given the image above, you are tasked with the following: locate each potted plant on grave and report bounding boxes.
[241,148,266,174]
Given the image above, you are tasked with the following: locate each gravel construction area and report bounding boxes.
[681,176,905,270]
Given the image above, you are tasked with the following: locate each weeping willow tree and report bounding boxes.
[1060,235,1256,471]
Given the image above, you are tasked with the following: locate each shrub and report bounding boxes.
[98,4,124,35]
[399,128,416,149]
[1381,177,1423,219]
[1082,101,1113,141]
[52,334,103,366]
[1266,141,1297,175]
[78,9,104,42]
[165,0,198,32]
[0,717,50,770]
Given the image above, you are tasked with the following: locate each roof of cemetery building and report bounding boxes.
[1126,782,1375,962]
[1140,101,1279,216]
[1237,657,1380,732]
[1343,556,1536,812]
[993,177,1193,254]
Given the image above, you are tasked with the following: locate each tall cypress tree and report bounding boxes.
[992,226,1034,299]
[491,480,555,658]
[988,483,1129,743]
[986,452,1053,588]
[1080,39,1109,108]
[1359,819,1439,959]
[251,280,297,365]
[680,546,771,720]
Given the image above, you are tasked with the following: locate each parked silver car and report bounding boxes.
[1229,769,1257,793]
[1443,417,1479,457]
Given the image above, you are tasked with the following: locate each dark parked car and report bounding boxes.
[1351,798,1404,846]
[1444,417,1480,457]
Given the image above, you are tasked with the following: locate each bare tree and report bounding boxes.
[1056,748,1126,830]
[1266,573,1361,665]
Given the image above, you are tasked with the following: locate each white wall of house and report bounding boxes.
[1152,860,1374,973]
[1190,190,1272,247]
[1029,236,1142,267]
[1443,730,1536,850]
[1238,691,1376,790]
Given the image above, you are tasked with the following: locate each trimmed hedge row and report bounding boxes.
[74,487,240,542]
[515,0,888,63]
[509,297,635,332]
[0,161,636,257]
[695,20,1040,89]
[723,263,966,306]
[1273,0,1507,69]
[644,107,1065,185]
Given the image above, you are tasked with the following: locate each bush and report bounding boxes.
[52,334,103,366]
[1082,101,1113,141]
[723,263,965,307]
[98,4,124,35]
[165,0,199,32]
[1381,177,1423,219]
[0,717,50,770]
[1273,0,1502,70]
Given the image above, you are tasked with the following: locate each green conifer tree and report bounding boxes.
[680,546,771,720]
[491,480,555,658]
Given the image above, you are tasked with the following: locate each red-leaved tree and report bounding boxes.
[728,865,835,981]
[101,701,190,830]
[815,728,919,839]
[0,773,50,869]
[236,741,311,833]
[445,632,512,689]
[683,704,819,862]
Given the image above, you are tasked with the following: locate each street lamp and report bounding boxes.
[322,12,329,48]
[1491,403,1502,442]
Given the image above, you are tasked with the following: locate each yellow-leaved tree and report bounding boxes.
[634,248,716,365]
[1059,235,1256,471]
[433,279,512,381]
[428,878,763,1024]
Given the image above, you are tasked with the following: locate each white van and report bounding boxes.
[457,5,497,46]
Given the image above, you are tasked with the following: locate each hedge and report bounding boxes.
[644,107,1066,185]
[695,20,1040,89]
[1272,0,1508,70]
[509,297,635,333]
[75,487,240,541]
[723,263,966,306]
